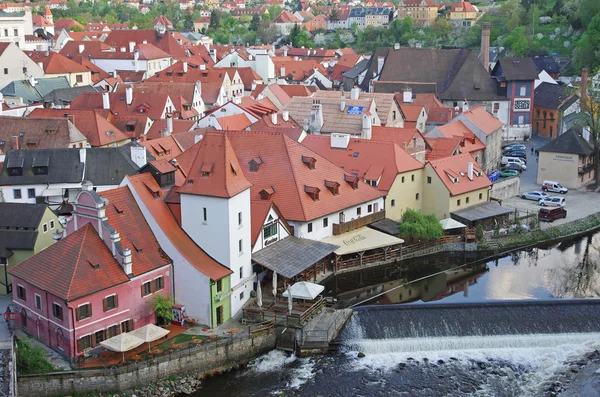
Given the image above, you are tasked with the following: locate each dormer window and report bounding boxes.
[7,157,24,176]
[259,186,275,200]
[45,125,58,134]
[344,174,359,189]
[200,162,213,177]
[324,180,340,195]
[126,121,136,132]
[248,157,263,172]
[301,155,316,170]
[230,162,239,177]
[304,185,320,201]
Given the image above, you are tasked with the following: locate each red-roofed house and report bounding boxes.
[273,11,301,35]
[9,184,173,360]
[428,121,486,167]
[303,14,327,32]
[54,19,84,31]
[425,137,461,161]
[26,51,92,86]
[153,16,173,31]
[397,0,439,27]
[371,126,427,162]
[423,153,492,219]
[448,1,481,27]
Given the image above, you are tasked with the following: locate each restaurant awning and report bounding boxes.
[451,202,513,225]
[322,226,404,256]
[281,282,325,300]
[251,236,339,279]
[439,218,467,230]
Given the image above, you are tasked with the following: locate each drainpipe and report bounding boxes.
[69,305,76,361]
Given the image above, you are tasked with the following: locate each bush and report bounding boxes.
[16,339,55,374]
[148,294,174,324]
[398,209,444,243]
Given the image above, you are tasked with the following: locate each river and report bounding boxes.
[194,232,600,396]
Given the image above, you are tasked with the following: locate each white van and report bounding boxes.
[542,180,568,194]
[501,156,527,170]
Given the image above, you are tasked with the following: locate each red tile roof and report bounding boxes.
[32,15,53,27]
[250,200,290,247]
[71,91,171,121]
[302,135,423,192]
[26,51,88,74]
[217,113,253,130]
[216,67,263,90]
[427,153,491,196]
[273,10,301,23]
[435,121,486,154]
[67,32,105,41]
[425,137,461,160]
[146,119,195,140]
[55,19,84,31]
[104,30,189,60]
[371,126,422,148]
[399,104,425,122]
[60,40,170,61]
[125,174,231,281]
[140,135,183,161]
[8,224,129,301]
[178,132,253,198]
[450,1,478,13]
[460,106,503,135]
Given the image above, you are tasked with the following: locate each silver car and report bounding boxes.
[521,191,549,201]
[539,196,566,207]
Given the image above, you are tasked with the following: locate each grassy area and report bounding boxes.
[16,338,55,375]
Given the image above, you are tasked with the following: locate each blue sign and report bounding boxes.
[347,106,363,115]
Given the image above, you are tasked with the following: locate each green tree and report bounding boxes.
[500,0,526,31]
[330,8,339,22]
[16,339,55,375]
[401,15,413,36]
[183,12,194,30]
[149,294,174,325]
[250,14,260,31]
[431,18,453,40]
[397,209,444,243]
[577,0,600,28]
[574,13,600,71]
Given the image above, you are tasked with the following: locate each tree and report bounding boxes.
[577,0,600,28]
[148,294,174,325]
[499,0,526,31]
[401,15,413,36]
[580,86,600,188]
[250,14,260,31]
[314,32,326,46]
[330,8,339,22]
[183,11,194,30]
[574,13,600,72]
[431,18,453,40]
[397,209,444,243]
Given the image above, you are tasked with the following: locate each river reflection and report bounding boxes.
[323,231,600,307]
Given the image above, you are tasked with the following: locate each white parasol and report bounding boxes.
[287,287,293,315]
[257,282,263,309]
[281,282,325,300]
[130,324,170,351]
[272,271,278,299]
[100,333,145,362]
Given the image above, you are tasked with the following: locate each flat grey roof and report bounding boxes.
[369,218,401,236]
[451,202,513,222]
[251,236,339,279]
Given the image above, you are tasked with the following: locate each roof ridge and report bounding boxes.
[65,224,90,300]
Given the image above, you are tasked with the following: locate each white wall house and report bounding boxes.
[214,51,275,83]
[0,9,33,49]
[0,42,44,90]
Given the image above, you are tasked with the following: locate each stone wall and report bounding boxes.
[491,176,521,202]
[17,331,276,397]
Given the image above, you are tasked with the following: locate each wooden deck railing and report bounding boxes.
[332,210,386,235]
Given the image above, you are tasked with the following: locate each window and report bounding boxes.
[368,204,373,213]
[238,239,243,253]
[263,223,277,239]
[43,224,48,233]
[519,86,526,96]
[238,211,243,226]
[240,291,244,300]
[216,279,222,293]
[142,281,152,296]
[203,207,207,222]
[103,295,118,311]
[323,218,328,228]
[78,335,92,352]
[393,110,396,120]
[13,189,21,199]
[13,29,17,36]
[307,222,313,233]
[76,74,83,83]
[35,294,42,310]
[22,67,27,74]
[401,176,405,183]
[155,277,164,291]
[50,220,55,229]
[120,319,132,333]
[108,325,119,338]
[77,303,92,320]
[17,285,26,301]
[3,68,6,75]
[357,207,362,216]
[3,29,7,37]
[479,193,483,200]
[391,199,395,207]
[52,303,63,321]
[95,330,105,345]
[457,199,461,206]
[427,176,432,184]
[411,174,415,182]
[28,188,35,198]
[466,197,470,204]
[239,266,244,279]
[415,193,419,200]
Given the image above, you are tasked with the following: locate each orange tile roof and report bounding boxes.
[125,174,231,280]
[427,153,491,196]
[55,19,85,31]
[335,53,361,68]
[371,126,422,148]
[425,137,461,160]
[178,131,384,222]
[140,135,183,161]
[460,106,503,135]
[71,91,171,121]
[178,132,253,198]
[32,15,53,27]
[273,10,301,23]
[26,51,89,74]
[67,32,104,41]
[218,113,253,130]
[216,67,263,90]
[302,135,423,192]
[146,119,195,140]
[148,159,176,174]
[8,224,129,301]
[435,120,486,154]
[450,1,478,13]
[399,104,424,122]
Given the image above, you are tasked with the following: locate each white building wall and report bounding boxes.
[289,197,385,241]
[252,207,291,253]
[0,43,44,90]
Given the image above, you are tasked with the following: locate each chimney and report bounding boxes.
[52,228,63,242]
[309,100,324,133]
[377,56,384,76]
[283,48,288,57]
[65,113,74,125]
[78,43,85,54]
[232,96,242,104]
[251,81,256,92]
[133,50,139,72]
[280,64,285,77]
[120,47,126,52]
[128,41,135,52]
[271,112,278,125]
[37,62,43,70]
[480,22,491,73]
[362,113,372,139]
[122,247,133,275]
[351,86,359,100]
[130,143,147,168]
[401,88,411,103]
[293,56,298,61]
[29,75,36,87]
[200,64,206,70]
[166,115,173,135]
[125,86,133,106]
[340,95,346,112]
[79,148,87,164]
[194,134,203,144]
[282,110,289,122]
[330,133,350,149]
[112,71,118,78]
[102,91,110,109]
[582,68,588,102]
[462,100,469,112]
[183,61,188,74]
[394,43,400,50]
[468,162,474,180]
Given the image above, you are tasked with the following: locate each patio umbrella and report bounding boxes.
[130,324,171,351]
[281,282,325,300]
[256,282,263,309]
[100,333,145,362]
[272,271,278,299]
[287,287,293,315]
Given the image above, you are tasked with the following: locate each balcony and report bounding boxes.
[332,209,386,236]
[578,163,595,175]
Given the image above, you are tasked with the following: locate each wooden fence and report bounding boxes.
[332,210,386,235]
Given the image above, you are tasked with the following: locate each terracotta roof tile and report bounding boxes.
[425,137,461,160]
[147,119,195,140]
[140,135,183,161]
[459,106,503,135]
[26,51,88,74]
[399,104,424,122]
[427,153,491,196]
[217,113,253,130]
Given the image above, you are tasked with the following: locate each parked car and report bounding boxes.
[502,156,527,170]
[539,206,567,222]
[500,169,520,177]
[539,196,566,207]
[506,151,527,163]
[521,191,549,201]
[542,180,568,194]
[504,143,527,152]
[502,163,526,172]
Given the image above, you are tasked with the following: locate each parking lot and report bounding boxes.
[500,136,600,230]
